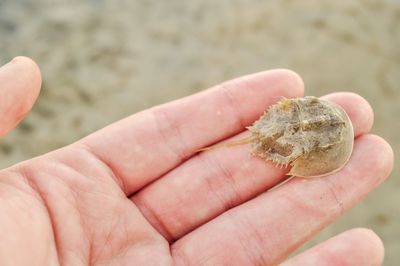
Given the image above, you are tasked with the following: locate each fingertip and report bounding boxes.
[322,92,374,136]
[339,134,394,198]
[282,228,384,266]
[275,69,305,96]
[360,134,394,180]
[12,56,42,95]
[263,69,305,98]
[347,228,385,265]
[0,56,42,136]
[237,69,304,100]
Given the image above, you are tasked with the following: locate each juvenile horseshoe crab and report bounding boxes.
[203,96,354,178]
[248,96,354,177]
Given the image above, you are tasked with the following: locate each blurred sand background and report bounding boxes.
[0,0,399,264]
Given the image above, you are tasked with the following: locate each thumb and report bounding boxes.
[0,56,41,137]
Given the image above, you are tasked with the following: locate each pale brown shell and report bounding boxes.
[248,96,354,178]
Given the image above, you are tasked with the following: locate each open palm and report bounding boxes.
[0,57,393,266]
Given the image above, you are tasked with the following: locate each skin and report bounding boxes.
[0,56,393,265]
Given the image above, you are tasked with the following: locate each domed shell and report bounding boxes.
[248,96,354,178]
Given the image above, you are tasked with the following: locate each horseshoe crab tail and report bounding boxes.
[197,136,255,152]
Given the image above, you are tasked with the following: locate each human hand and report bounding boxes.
[0,57,393,265]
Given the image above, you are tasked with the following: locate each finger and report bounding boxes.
[0,57,41,137]
[171,134,393,266]
[77,70,304,194]
[132,92,374,241]
[281,228,384,266]
[320,92,374,136]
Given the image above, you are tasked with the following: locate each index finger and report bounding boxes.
[77,70,304,194]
